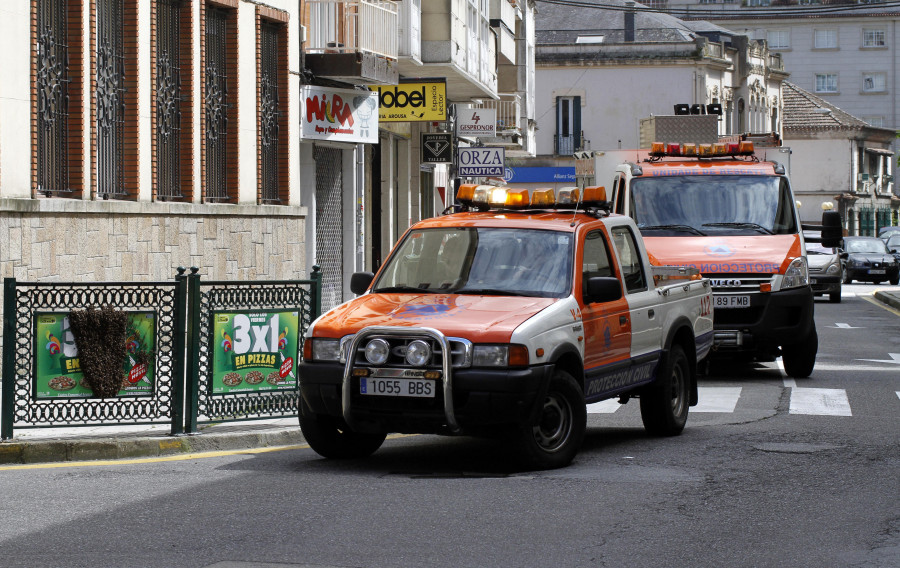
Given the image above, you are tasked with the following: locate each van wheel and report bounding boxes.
[781,329,818,379]
[829,291,841,303]
[890,275,899,285]
[641,344,690,436]
[298,399,386,459]
[842,269,851,284]
[513,370,586,470]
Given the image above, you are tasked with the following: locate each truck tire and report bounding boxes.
[781,329,818,379]
[513,370,586,470]
[298,399,386,459]
[829,290,841,303]
[640,344,690,436]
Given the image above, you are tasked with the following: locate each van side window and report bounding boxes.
[614,175,626,215]
[611,226,647,293]
[583,230,615,301]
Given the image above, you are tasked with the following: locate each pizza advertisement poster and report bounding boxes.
[34,312,157,399]
[211,310,300,395]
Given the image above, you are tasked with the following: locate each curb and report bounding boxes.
[0,428,306,466]
[874,290,900,311]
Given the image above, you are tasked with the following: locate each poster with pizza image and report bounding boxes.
[34,312,156,399]
[211,310,300,395]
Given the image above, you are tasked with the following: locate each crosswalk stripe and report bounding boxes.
[789,388,852,416]
[694,387,743,413]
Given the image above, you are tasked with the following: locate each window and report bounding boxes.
[814,29,837,49]
[863,29,886,48]
[767,30,789,49]
[864,116,885,127]
[33,0,84,197]
[611,227,647,293]
[815,73,838,93]
[555,96,581,155]
[203,2,239,203]
[153,0,193,202]
[93,0,139,199]
[862,72,887,93]
[582,230,615,300]
[257,8,289,204]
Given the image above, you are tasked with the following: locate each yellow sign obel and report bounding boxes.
[372,81,447,122]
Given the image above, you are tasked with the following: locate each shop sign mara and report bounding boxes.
[301,86,378,144]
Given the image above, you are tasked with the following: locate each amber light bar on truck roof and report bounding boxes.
[649,141,755,158]
[456,184,609,211]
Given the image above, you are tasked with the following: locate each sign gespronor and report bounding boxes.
[372,80,447,122]
[456,107,496,137]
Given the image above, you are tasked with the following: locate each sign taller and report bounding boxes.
[456,107,496,138]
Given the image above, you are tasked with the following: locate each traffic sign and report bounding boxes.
[458,147,505,177]
[421,133,453,163]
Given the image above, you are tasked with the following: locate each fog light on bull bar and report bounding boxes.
[352,368,371,377]
[424,371,442,380]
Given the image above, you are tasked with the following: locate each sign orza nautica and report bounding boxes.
[458,147,505,177]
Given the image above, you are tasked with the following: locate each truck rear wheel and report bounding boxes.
[640,344,690,436]
[298,399,386,459]
[781,329,818,379]
[513,370,586,470]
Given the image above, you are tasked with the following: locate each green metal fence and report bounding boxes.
[1,267,321,440]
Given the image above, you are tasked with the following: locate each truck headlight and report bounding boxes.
[782,257,809,290]
[309,338,342,362]
[472,344,529,367]
[364,338,390,365]
[406,340,431,366]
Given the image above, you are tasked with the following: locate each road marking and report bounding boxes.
[789,388,852,416]
[860,293,900,316]
[856,353,900,365]
[783,378,797,388]
[694,387,742,413]
[831,323,863,329]
[587,399,621,414]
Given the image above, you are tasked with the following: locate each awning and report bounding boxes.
[864,147,894,156]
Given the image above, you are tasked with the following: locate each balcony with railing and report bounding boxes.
[304,0,399,84]
[470,93,524,147]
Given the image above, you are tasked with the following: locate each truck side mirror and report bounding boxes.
[350,272,374,295]
[820,211,843,248]
[585,277,623,304]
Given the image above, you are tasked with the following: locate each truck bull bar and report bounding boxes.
[341,326,461,433]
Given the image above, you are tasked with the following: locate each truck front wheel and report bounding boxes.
[513,370,586,470]
[298,399,386,459]
[640,344,690,436]
[781,329,818,379]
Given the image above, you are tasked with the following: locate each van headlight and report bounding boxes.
[472,344,529,367]
[826,262,840,275]
[782,257,809,290]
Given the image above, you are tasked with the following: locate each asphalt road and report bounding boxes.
[0,284,898,568]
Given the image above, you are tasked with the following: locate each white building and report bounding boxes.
[663,1,900,158]
[523,0,786,186]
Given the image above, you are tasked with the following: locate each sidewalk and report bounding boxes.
[0,417,305,466]
[2,289,899,467]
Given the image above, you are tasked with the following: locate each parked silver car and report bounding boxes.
[806,239,844,303]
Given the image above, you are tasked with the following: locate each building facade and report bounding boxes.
[527,0,786,181]
[664,0,900,158]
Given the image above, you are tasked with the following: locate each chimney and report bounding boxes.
[625,1,635,43]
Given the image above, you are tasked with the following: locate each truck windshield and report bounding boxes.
[373,227,573,298]
[630,175,798,236]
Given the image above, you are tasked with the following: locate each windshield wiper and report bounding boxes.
[453,288,531,297]
[640,224,706,236]
[703,222,773,235]
[372,285,432,293]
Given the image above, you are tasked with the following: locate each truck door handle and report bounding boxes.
[648,309,655,318]
[619,315,628,325]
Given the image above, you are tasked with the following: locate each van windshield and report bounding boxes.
[373,227,573,298]
[630,175,798,237]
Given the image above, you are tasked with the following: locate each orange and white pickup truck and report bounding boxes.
[298,186,713,469]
